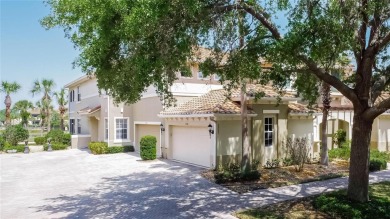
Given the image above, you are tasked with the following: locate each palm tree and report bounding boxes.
[13,100,34,127]
[31,79,55,131]
[1,81,21,126]
[54,88,68,130]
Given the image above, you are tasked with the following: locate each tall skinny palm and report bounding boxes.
[31,79,55,131]
[54,88,68,131]
[14,100,34,127]
[1,81,21,126]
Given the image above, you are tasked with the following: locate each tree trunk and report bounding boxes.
[241,83,251,173]
[347,114,373,202]
[60,114,64,131]
[320,82,331,166]
[4,95,11,126]
[47,109,51,131]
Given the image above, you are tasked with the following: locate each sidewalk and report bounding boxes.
[215,170,390,218]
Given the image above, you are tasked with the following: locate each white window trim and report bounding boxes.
[197,71,210,80]
[264,115,276,147]
[179,71,193,79]
[214,74,221,81]
[114,117,130,142]
[104,117,108,142]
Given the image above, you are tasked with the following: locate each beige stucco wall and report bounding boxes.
[377,116,390,151]
[287,117,315,157]
[216,120,242,167]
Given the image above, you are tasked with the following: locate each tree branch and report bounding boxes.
[363,97,390,120]
[298,55,359,106]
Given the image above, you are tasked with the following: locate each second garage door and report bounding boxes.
[171,126,211,167]
[136,124,161,156]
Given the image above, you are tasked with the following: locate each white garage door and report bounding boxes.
[171,126,211,167]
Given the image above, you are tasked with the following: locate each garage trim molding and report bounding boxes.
[133,121,162,157]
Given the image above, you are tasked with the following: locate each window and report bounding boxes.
[115,118,128,140]
[70,119,75,134]
[197,71,204,79]
[214,74,221,81]
[77,119,81,134]
[104,118,108,140]
[77,86,81,101]
[69,90,75,102]
[264,117,274,147]
[180,71,192,78]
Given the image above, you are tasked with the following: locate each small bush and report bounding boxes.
[45,130,65,143]
[89,142,108,154]
[369,158,387,172]
[285,137,310,171]
[34,136,47,145]
[264,159,280,169]
[62,133,71,145]
[215,161,261,183]
[333,129,347,147]
[140,135,157,160]
[3,125,29,146]
[106,145,135,154]
[329,147,351,160]
[371,149,390,161]
[44,142,68,151]
[0,135,5,151]
[3,142,25,152]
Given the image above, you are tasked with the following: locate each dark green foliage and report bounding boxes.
[333,129,347,147]
[329,147,351,160]
[371,149,390,161]
[3,142,25,152]
[106,145,135,154]
[0,135,4,151]
[369,158,387,172]
[215,161,261,184]
[264,159,280,169]
[88,142,108,154]
[140,135,157,160]
[314,182,390,219]
[62,133,71,146]
[45,130,64,143]
[34,136,47,145]
[3,125,29,146]
[44,142,68,151]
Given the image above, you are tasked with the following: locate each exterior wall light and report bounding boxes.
[160,123,165,132]
[208,124,214,135]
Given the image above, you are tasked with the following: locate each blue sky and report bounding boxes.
[1,0,84,109]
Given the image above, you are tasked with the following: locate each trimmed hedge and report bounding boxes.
[369,158,387,172]
[3,142,25,153]
[44,142,69,151]
[34,136,47,145]
[3,125,29,146]
[89,142,108,154]
[106,145,135,154]
[140,135,157,160]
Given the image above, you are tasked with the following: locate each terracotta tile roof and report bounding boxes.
[288,103,321,114]
[160,89,256,116]
[231,84,296,99]
[78,105,101,114]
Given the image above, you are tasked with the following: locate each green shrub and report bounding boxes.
[3,142,25,152]
[0,135,4,151]
[140,135,157,160]
[3,125,29,146]
[215,162,261,183]
[370,149,390,161]
[44,142,69,151]
[88,142,108,154]
[329,147,351,160]
[45,130,64,143]
[333,129,347,147]
[369,158,387,172]
[62,133,71,145]
[106,145,135,154]
[34,136,47,145]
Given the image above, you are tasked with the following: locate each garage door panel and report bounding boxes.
[172,126,211,167]
[137,125,160,156]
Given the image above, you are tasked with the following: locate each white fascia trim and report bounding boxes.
[134,121,161,125]
[263,110,280,114]
[231,97,300,102]
[80,93,100,100]
[215,113,257,118]
[71,134,91,138]
[171,92,208,97]
[141,93,159,99]
[158,114,213,118]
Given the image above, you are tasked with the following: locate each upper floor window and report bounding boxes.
[197,71,210,79]
[180,71,192,78]
[77,86,81,101]
[214,74,221,81]
[264,117,274,147]
[115,118,129,140]
[70,90,75,102]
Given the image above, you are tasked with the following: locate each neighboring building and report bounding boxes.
[64,60,223,154]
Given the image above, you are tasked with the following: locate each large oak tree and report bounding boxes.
[43,0,390,202]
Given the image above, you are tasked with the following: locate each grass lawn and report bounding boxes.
[235,181,390,219]
[202,160,349,193]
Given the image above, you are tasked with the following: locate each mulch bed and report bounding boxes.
[201,160,349,193]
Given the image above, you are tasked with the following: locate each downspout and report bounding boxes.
[107,94,110,146]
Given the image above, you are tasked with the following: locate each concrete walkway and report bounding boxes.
[1,150,389,219]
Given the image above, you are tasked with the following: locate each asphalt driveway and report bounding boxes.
[1,150,390,219]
